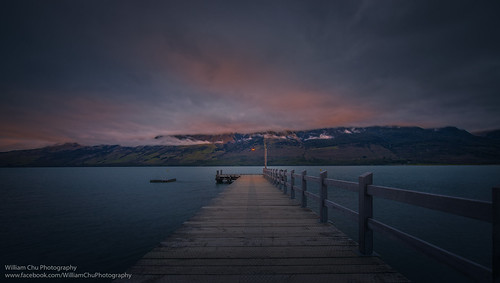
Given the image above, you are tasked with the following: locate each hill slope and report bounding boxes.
[1,126,499,166]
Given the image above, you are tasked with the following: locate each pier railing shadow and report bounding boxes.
[262,168,499,283]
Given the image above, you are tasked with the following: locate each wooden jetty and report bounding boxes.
[117,174,409,282]
[215,170,240,184]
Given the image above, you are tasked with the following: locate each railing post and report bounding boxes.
[278,169,283,191]
[277,169,281,189]
[493,187,500,283]
[278,169,282,189]
[290,170,295,199]
[283,169,288,194]
[301,170,307,208]
[277,169,280,186]
[319,171,328,223]
[359,172,373,255]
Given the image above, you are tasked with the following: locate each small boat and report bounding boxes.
[150,178,177,183]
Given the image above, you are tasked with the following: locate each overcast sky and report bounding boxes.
[1,0,499,151]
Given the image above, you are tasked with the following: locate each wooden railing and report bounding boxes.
[262,168,499,283]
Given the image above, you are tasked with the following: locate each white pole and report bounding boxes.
[264,138,267,169]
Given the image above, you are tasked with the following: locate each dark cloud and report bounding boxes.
[1,0,499,151]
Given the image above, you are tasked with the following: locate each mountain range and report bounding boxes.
[1,126,499,166]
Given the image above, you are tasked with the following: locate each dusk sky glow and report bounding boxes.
[1,1,499,151]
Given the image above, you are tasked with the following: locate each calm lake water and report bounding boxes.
[1,166,499,282]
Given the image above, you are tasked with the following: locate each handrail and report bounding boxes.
[324,199,358,221]
[325,178,358,192]
[367,184,492,222]
[304,190,320,201]
[262,167,498,282]
[304,175,320,183]
[367,218,492,282]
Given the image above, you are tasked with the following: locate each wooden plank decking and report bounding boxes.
[117,175,408,282]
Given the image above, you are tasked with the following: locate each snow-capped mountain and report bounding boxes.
[1,126,499,166]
